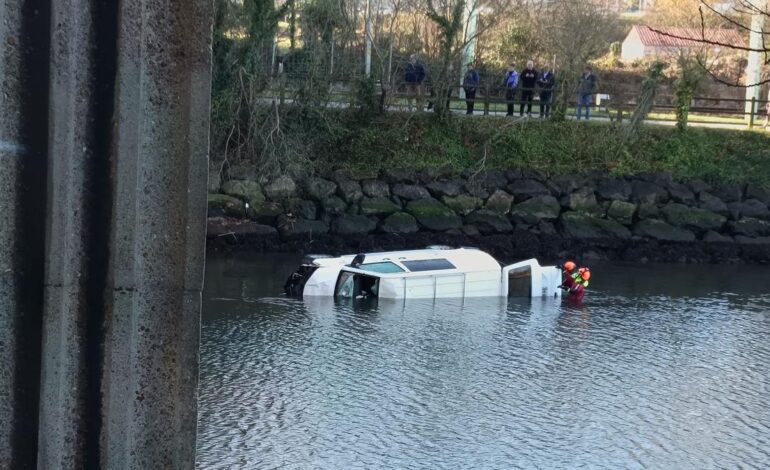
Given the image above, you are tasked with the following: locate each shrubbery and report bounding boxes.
[216,110,770,186]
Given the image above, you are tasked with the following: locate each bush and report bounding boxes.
[318,112,770,186]
[211,104,770,187]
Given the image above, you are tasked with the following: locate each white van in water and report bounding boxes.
[284,247,562,300]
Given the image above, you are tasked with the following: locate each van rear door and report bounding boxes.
[502,259,562,298]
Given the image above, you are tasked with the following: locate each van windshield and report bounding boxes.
[335,271,380,299]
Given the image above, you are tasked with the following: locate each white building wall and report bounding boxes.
[621,36,645,61]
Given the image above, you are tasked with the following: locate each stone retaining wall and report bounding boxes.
[206,169,770,264]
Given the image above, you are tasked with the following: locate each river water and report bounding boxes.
[197,254,770,469]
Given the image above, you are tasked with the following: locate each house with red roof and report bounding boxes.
[620,25,746,61]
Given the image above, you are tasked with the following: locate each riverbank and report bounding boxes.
[214,113,770,186]
[206,169,770,264]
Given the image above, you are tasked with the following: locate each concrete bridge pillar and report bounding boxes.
[1,0,212,468]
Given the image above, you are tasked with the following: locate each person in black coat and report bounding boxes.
[519,60,538,117]
[404,54,426,111]
[537,66,556,118]
[463,63,481,115]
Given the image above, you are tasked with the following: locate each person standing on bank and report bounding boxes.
[405,54,426,112]
[463,63,481,115]
[504,63,519,117]
[537,65,555,118]
[576,65,597,120]
[520,60,538,117]
[764,88,770,129]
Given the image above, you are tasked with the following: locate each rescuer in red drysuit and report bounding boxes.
[561,265,590,302]
[561,260,577,285]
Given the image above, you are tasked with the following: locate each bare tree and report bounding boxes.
[648,0,769,87]
[543,0,624,120]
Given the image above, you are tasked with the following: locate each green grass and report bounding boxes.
[318,111,770,186]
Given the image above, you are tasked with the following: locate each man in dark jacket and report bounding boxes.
[537,66,555,118]
[576,65,597,120]
[404,54,426,111]
[504,63,519,117]
[463,63,480,115]
[519,60,538,117]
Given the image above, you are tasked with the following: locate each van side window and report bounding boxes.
[360,262,405,273]
[402,259,456,272]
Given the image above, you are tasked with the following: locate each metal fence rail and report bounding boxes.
[260,80,770,128]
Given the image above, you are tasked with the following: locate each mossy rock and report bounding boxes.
[510,195,561,225]
[727,199,770,220]
[484,190,514,214]
[305,178,338,201]
[633,218,696,242]
[361,180,390,198]
[331,215,377,235]
[728,217,770,237]
[337,180,363,203]
[278,217,330,239]
[564,188,602,216]
[661,203,726,232]
[264,176,297,200]
[607,201,637,225]
[360,196,401,216]
[248,201,283,224]
[698,192,729,216]
[638,203,659,220]
[381,212,419,234]
[702,231,732,243]
[442,195,482,216]
[406,198,462,231]
[631,181,669,205]
[667,182,696,204]
[208,194,245,218]
[321,196,348,216]
[596,178,631,201]
[296,200,318,220]
[506,179,550,201]
[464,210,513,234]
[560,212,631,239]
[393,184,431,201]
[221,180,265,207]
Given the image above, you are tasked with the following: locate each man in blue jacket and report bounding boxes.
[463,63,481,115]
[504,63,519,117]
[576,65,597,120]
[404,54,426,111]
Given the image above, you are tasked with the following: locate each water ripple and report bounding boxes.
[197,258,770,469]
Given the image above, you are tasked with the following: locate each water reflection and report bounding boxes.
[197,254,770,469]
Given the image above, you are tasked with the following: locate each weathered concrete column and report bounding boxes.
[0,0,50,467]
[99,0,211,467]
[36,0,119,466]
[0,0,211,467]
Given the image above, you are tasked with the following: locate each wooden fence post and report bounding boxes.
[484,84,490,115]
[749,97,756,129]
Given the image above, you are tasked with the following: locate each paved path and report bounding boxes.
[463,111,753,131]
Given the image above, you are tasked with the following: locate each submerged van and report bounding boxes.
[284,247,561,300]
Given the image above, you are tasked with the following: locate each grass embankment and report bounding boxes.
[318,112,770,186]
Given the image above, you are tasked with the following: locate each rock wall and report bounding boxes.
[206,169,770,264]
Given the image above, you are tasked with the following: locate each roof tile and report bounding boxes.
[632,25,746,49]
